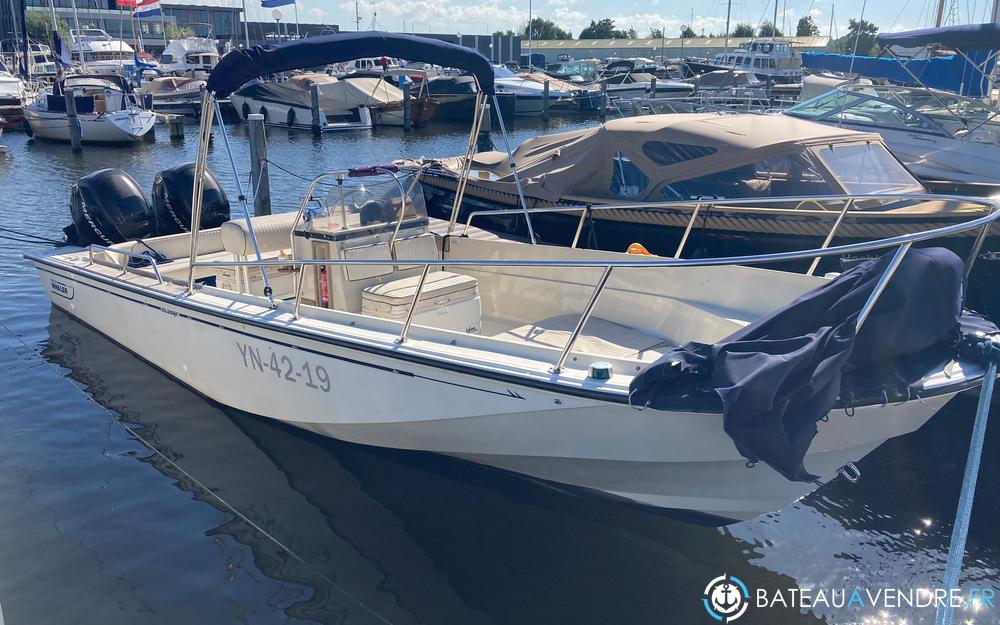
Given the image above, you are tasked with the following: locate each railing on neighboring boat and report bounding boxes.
[85,192,1000,375]
[461,192,998,277]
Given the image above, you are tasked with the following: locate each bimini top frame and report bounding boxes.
[187,32,539,299]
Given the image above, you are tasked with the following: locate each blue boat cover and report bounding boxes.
[877,23,1000,52]
[629,248,978,482]
[801,51,996,97]
[206,31,495,98]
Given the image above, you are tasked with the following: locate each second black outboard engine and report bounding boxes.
[64,169,153,246]
[151,163,231,236]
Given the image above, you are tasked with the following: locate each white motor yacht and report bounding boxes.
[24,74,155,143]
[159,29,219,78]
[685,39,802,84]
[69,28,136,75]
[26,32,1000,523]
[0,57,26,117]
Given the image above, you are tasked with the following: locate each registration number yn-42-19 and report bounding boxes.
[236,341,331,392]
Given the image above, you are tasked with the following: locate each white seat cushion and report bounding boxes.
[363,270,478,306]
[492,314,671,363]
[221,212,298,257]
[344,241,393,281]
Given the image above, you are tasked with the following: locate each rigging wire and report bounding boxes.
[0,318,397,625]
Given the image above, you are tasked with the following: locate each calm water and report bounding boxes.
[1,117,998,625]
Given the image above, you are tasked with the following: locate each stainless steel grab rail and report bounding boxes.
[181,201,1000,373]
[88,244,164,284]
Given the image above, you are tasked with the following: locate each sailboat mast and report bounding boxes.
[241,0,249,47]
[771,0,778,42]
[723,0,731,54]
[293,0,299,39]
[70,0,85,70]
[934,0,946,26]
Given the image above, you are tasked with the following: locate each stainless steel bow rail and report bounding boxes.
[461,192,999,279]
[76,194,1000,375]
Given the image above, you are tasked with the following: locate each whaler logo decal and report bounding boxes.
[49,278,74,300]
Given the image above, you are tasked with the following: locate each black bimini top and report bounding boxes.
[206,31,495,98]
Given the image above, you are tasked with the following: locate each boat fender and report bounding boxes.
[151,163,231,236]
[286,107,295,127]
[241,102,250,119]
[66,169,153,246]
[258,106,268,122]
[22,118,32,137]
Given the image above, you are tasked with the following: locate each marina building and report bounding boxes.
[528,36,831,63]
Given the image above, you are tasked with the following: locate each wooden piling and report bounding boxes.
[310,83,321,136]
[476,102,492,152]
[167,114,184,140]
[247,113,272,216]
[402,81,412,130]
[64,89,82,153]
[600,79,608,121]
[542,79,550,122]
[649,76,657,99]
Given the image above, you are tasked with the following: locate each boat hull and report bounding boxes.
[24,107,155,143]
[31,256,971,521]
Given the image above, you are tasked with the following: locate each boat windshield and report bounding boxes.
[786,89,936,133]
[302,172,428,236]
[814,142,923,194]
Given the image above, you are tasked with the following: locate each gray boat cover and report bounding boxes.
[629,247,986,482]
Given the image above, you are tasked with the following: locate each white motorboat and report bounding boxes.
[785,85,1000,188]
[26,32,1000,523]
[69,28,137,75]
[159,29,219,78]
[0,57,26,118]
[493,65,578,116]
[24,74,155,143]
[230,73,374,131]
[140,76,205,115]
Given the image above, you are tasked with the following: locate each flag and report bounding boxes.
[116,0,137,7]
[53,31,72,66]
[261,0,294,7]
[132,4,163,17]
[133,0,161,17]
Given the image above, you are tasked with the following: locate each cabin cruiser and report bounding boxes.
[2,40,59,79]
[493,65,579,116]
[232,72,435,129]
[26,32,1000,523]
[422,74,478,121]
[0,57,25,119]
[69,28,136,75]
[159,32,219,78]
[24,74,155,143]
[408,113,1000,252]
[685,39,802,84]
[785,85,1000,191]
[140,76,205,115]
[601,71,694,102]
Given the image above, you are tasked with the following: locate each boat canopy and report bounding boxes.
[801,51,996,98]
[417,113,920,202]
[236,73,403,114]
[876,23,1000,52]
[206,32,495,98]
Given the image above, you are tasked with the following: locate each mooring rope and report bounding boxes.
[0,318,396,625]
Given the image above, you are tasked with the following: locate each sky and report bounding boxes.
[241,0,998,38]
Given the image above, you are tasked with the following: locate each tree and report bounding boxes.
[523,17,572,40]
[796,15,819,36]
[164,23,195,40]
[732,23,755,37]
[757,21,783,37]
[26,12,70,47]
[680,24,696,38]
[648,27,663,39]
[492,29,516,37]
[579,18,630,39]
[625,27,637,39]
[834,18,879,56]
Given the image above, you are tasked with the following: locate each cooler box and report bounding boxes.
[362,270,481,334]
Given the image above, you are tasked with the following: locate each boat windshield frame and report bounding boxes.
[787,85,1000,141]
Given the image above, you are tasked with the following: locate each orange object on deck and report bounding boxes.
[626,243,653,256]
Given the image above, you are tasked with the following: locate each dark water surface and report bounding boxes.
[1,118,999,625]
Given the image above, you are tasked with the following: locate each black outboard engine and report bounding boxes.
[64,169,153,246]
[151,163,231,236]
